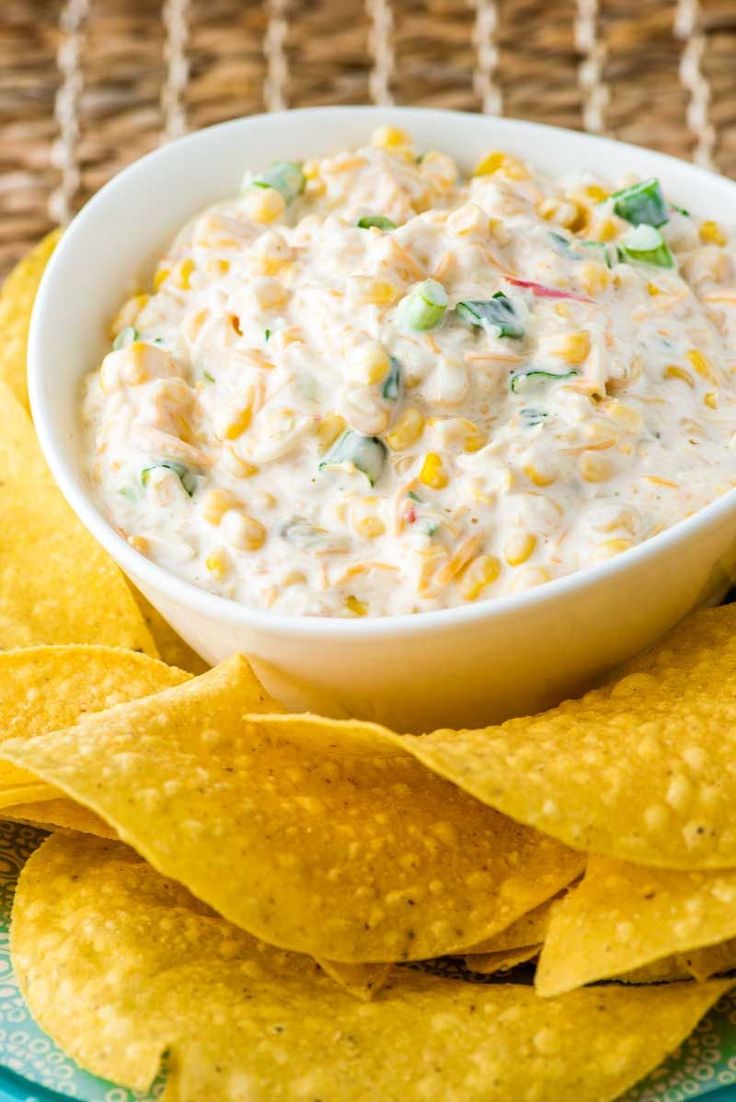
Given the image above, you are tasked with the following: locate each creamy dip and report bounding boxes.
[84,127,736,618]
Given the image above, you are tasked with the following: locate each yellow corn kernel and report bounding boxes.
[578,260,610,296]
[111,293,149,337]
[371,125,411,151]
[459,554,501,601]
[509,565,551,593]
[127,534,149,555]
[420,150,458,188]
[386,406,425,451]
[580,452,615,483]
[523,463,556,488]
[205,549,230,579]
[176,257,195,290]
[647,282,661,296]
[222,511,267,551]
[243,186,286,224]
[349,277,401,306]
[700,220,727,246]
[590,538,635,562]
[222,405,253,440]
[283,569,307,587]
[704,391,718,409]
[346,595,368,616]
[222,448,258,478]
[302,159,320,180]
[419,452,448,490]
[474,151,506,176]
[593,219,618,243]
[317,413,347,452]
[350,342,391,386]
[504,532,536,567]
[454,418,487,453]
[201,489,239,526]
[687,349,716,382]
[153,267,170,291]
[538,197,586,231]
[606,399,643,433]
[664,364,695,388]
[305,177,326,198]
[540,330,591,365]
[257,256,292,277]
[583,184,609,202]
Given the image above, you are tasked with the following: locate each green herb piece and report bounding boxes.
[398,280,448,331]
[618,224,675,269]
[253,161,305,203]
[357,215,397,231]
[203,370,215,383]
[407,491,423,502]
[612,178,668,227]
[520,408,549,427]
[456,293,524,339]
[672,204,691,217]
[264,328,272,342]
[423,520,440,536]
[318,431,388,486]
[141,461,197,497]
[382,356,402,401]
[118,485,138,502]
[510,369,578,394]
[112,326,140,351]
[547,232,581,260]
[581,240,615,268]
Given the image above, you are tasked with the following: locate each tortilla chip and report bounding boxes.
[12,833,728,1102]
[614,958,693,984]
[128,587,209,675]
[536,855,736,997]
[682,938,736,982]
[464,944,541,975]
[401,604,736,870]
[464,896,557,954]
[0,798,115,838]
[1,657,582,962]
[0,230,60,410]
[316,959,393,1000]
[0,382,158,653]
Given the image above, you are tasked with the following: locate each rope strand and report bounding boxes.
[575,0,608,134]
[675,0,715,169]
[264,0,289,111]
[49,0,89,224]
[473,0,502,116]
[162,0,190,140]
[367,0,394,106]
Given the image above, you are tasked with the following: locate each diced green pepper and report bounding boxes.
[357,215,397,231]
[318,431,388,486]
[253,161,305,203]
[612,178,668,227]
[112,326,139,351]
[381,356,402,401]
[141,461,197,497]
[398,280,448,331]
[618,224,675,269]
[510,369,578,394]
[456,293,524,339]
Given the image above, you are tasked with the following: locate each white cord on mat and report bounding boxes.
[473,0,502,116]
[264,0,289,111]
[675,0,715,169]
[49,0,89,225]
[162,0,190,140]
[367,0,394,106]
[575,0,609,134]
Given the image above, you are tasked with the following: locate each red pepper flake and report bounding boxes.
[406,507,417,524]
[505,276,594,304]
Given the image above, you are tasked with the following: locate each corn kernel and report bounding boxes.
[371,126,411,151]
[583,184,609,202]
[201,488,239,526]
[419,452,448,490]
[704,391,718,409]
[346,595,368,616]
[176,257,195,290]
[223,405,253,441]
[540,330,591,365]
[579,260,610,296]
[420,151,458,188]
[349,277,400,306]
[700,220,727,246]
[355,515,386,539]
[111,293,149,337]
[222,448,258,478]
[283,569,307,587]
[302,159,320,180]
[593,219,618,243]
[459,554,501,601]
[686,349,716,382]
[504,532,536,567]
[590,538,635,562]
[647,282,661,296]
[205,549,230,578]
[664,364,695,388]
[221,510,267,551]
[316,413,347,453]
[538,197,586,231]
[474,151,506,176]
[349,342,391,386]
[128,534,150,554]
[580,452,615,483]
[523,463,556,487]
[606,399,643,433]
[386,406,425,451]
[153,267,170,291]
[243,186,286,224]
[509,566,551,592]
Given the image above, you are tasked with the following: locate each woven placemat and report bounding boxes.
[1,0,735,278]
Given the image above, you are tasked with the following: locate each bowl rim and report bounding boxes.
[28,103,736,640]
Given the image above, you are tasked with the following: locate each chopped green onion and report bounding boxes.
[510,369,578,394]
[612,178,668,227]
[318,431,388,486]
[520,408,548,426]
[423,520,440,536]
[456,293,524,339]
[118,485,138,502]
[672,204,690,217]
[253,161,305,203]
[264,328,272,342]
[618,224,675,269]
[381,356,402,401]
[398,280,448,331]
[203,370,215,383]
[112,326,139,350]
[547,231,580,260]
[141,461,197,497]
[357,215,397,231]
[581,240,615,268]
[407,490,423,502]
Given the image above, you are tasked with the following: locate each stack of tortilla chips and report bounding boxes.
[1,237,735,1101]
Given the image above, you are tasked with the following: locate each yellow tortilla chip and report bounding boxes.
[0,382,157,653]
[683,938,736,982]
[1,656,583,962]
[464,944,541,975]
[12,833,728,1102]
[464,895,557,954]
[614,958,693,984]
[0,798,115,838]
[0,230,60,410]
[316,959,393,1001]
[536,855,736,997]
[401,604,736,870]
[128,587,209,675]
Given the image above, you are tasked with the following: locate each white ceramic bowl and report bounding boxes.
[29,106,736,732]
